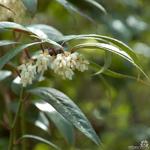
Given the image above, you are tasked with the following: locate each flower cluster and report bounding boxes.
[18,62,36,87]
[140,140,149,149]
[18,51,89,87]
[36,50,53,73]
[51,52,89,79]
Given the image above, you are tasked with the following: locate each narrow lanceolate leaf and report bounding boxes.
[30,87,100,145]
[62,34,140,67]
[26,104,49,132]
[91,62,150,86]
[43,38,63,49]
[34,100,75,144]
[83,0,106,14]
[61,34,137,59]
[0,22,40,37]
[69,39,148,79]
[55,0,93,21]
[0,40,18,46]
[0,22,28,32]
[71,43,134,64]
[19,135,60,150]
[0,70,11,81]
[27,24,63,42]
[94,51,112,75]
[22,0,37,15]
[61,34,137,60]
[0,41,44,69]
[0,22,63,49]
[55,0,106,22]
[61,34,148,79]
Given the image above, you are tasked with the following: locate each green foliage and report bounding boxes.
[0,0,150,150]
[34,100,75,144]
[30,87,100,145]
[0,41,44,69]
[0,40,17,46]
[19,135,60,150]
[48,0,106,22]
[27,24,63,41]
[22,0,37,15]
[0,70,11,81]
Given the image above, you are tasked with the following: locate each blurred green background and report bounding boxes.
[0,0,150,150]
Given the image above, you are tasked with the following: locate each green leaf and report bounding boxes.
[0,70,11,81]
[0,40,18,46]
[30,87,100,145]
[91,62,150,86]
[0,41,44,69]
[0,22,63,49]
[0,22,28,32]
[22,0,37,15]
[55,0,92,21]
[71,41,148,80]
[60,34,137,59]
[94,35,148,79]
[71,42,134,63]
[61,34,137,59]
[34,100,75,144]
[83,0,106,14]
[27,105,49,132]
[61,34,141,67]
[94,51,112,75]
[11,77,22,95]
[42,38,63,49]
[19,135,60,150]
[61,34,148,79]
[55,0,106,22]
[60,36,108,46]
[92,35,139,63]
[27,24,63,41]
[0,22,42,37]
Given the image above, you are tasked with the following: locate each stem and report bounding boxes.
[40,44,45,53]
[8,87,24,150]
[20,100,26,150]
[24,48,31,59]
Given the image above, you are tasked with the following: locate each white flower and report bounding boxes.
[55,68,74,80]
[18,62,36,87]
[51,53,65,69]
[17,51,89,84]
[27,63,37,78]
[76,56,89,72]
[140,140,149,149]
[50,51,89,79]
[70,52,89,72]
[36,50,53,73]
[66,52,78,69]
[51,52,75,80]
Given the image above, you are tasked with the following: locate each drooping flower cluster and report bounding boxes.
[18,50,89,87]
[36,50,53,73]
[18,62,36,87]
[51,52,89,79]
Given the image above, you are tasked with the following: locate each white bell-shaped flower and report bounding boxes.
[75,53,89,72]
[18,62,37,87]
[36,50,53,73]
[51,51,89,79]
[18,50,89,85]
[51,52,75,80]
